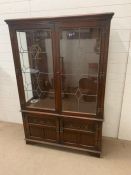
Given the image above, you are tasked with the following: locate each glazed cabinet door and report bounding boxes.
[57,21,105,117]
[13,24,57,112]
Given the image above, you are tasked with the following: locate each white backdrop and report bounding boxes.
[0,0,131,140]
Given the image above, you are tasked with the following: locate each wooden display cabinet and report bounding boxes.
[5,12,114,157]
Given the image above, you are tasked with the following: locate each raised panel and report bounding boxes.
[80,133,95,147]
[62,129,96,148]
[29,124,57,142]
[63,130,79,145]
[23,112,59,142]
[63,117,96,132]
[60,117,102,149]
[29,125,43,139]
[28,115,56,126]
[43,127,57,141]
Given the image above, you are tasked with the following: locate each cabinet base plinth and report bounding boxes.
[25,138,101,158]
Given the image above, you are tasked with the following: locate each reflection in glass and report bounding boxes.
[60,28,100,114]
[17,30,55,109]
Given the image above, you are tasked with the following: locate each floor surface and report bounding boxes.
[0,121,131,175]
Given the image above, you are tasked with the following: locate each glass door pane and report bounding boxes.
[17,29,55,110]
[60,28,101,114]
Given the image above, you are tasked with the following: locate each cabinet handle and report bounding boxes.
[60,127,63,132]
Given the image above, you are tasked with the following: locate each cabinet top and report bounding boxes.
[5,12,114,25]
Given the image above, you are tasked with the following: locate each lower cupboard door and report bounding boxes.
[59,118,102,150]
[28,124,58,143]
[61,129,96,149]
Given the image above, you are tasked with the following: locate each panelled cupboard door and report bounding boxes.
[56,20,107,118]
[23,113,59,143]
[59,117,102,150]
[13,23,58,112]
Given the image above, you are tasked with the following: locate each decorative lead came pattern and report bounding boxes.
[17,29,55,109]
[60,28,101,114]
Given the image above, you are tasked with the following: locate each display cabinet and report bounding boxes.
[5,13,114,157]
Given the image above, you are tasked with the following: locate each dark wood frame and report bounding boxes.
[5,13,114,157]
